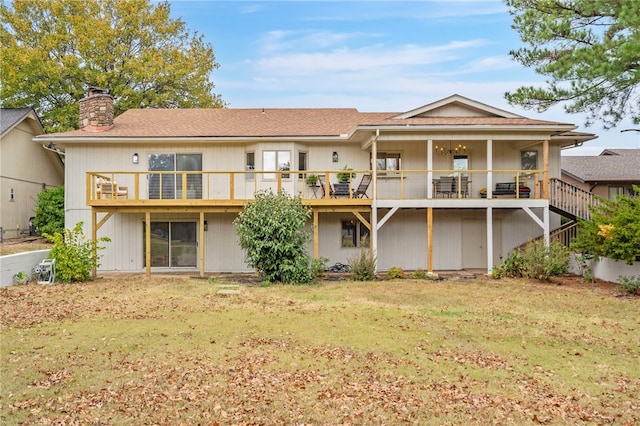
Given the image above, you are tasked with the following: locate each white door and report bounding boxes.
[462,218,502,269]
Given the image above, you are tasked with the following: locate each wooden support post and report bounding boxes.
[543,139,549,199]
[199,212,205,277]
[145,212,151,278]
[91,209,97,278]
[313,210,319,259]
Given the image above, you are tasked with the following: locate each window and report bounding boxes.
[298,151,308,179]
[521,150,538,170]
[148,153,202,199]
[609,186,635,199]
[341,219,370,248]
[246,152,255,181]
[263,150,290,179]
[453,155,469,177]
[376,152,401,172]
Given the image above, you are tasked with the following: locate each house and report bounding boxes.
[1,108,64,241]
[36,90,597,276]
[562,149,640,199]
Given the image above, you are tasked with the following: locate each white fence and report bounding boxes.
[0,250,51,287]
[569,254,640,283]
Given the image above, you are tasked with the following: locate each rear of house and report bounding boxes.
[37,92,596,276]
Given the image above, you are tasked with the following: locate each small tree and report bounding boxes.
[234,190,313,284]
[44,222,110,283]
[33,185,64,238]
[572,187,640,265]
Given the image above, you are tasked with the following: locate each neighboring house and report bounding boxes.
[1,108,64,241]
[562,149,640,199]
[37,90,597,275]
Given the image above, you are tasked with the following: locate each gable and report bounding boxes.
[392,94,523,120]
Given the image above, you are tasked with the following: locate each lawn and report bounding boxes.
[1,275,638,425]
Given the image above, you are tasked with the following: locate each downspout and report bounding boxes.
[371,129,379,273]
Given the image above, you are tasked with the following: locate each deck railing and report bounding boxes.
[86,169,547,204]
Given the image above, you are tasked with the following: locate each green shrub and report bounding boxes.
[33,186,64,238]
[386,266,405,280]
[617,275,640,296]
[572,187,640,265]
[492,251,524,278]
[234,190,313,284]
[493,240,569,281]
[44,222,110,283]
[348,249,377,281]
[412,269,428,280]
[310,257,329,279]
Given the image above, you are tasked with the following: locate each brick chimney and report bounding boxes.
[79,86,114,132]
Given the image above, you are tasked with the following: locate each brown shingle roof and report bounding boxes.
[562,149,640,182]
[42,107,573,139]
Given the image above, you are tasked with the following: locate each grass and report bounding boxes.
[1,275,638,425]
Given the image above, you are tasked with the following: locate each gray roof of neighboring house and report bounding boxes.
[562,149,640,182]
[0,107,40,136]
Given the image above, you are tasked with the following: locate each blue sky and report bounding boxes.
[169,0,640,155]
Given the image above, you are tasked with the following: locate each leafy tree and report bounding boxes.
[33,185,64,237]
[504,0,640,128]
[234,190,313,284]
[0,0,223,132]
[572,187,640,264]
[45,222,110,283]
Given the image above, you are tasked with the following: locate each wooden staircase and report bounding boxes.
[549,178,599,221]
[513,179,598,251]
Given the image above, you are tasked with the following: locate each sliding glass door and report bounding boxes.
[144,222,197,268]
[148,153,202,199]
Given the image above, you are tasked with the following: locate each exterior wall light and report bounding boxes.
[132,153,139,164]
[332,151,339,162]
[204,220,208,231]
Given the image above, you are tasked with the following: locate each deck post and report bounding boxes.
[487,139,493,199]
[91,208,97,278]
[371,130,379,273]
[486,207,493,275]
[427,207,433,273]
[427,139,433,198]
[145,212,151,278]
[543,139,549,198]
[313,210,319,259]
[199,212,205,277]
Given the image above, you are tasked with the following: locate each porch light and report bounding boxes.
[434,143,466,156]
[332,151,339,162]
[132,153,139,164]
[204,221,208,231]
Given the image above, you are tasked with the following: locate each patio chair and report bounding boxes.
[317,174,333,199]
[352,174,371,198]
[435,176,454,198]
[97,181,128,199]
